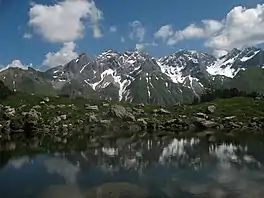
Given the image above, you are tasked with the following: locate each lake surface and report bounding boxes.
[1,136,264,198]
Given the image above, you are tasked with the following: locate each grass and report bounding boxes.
[183,97,264,121]
[1,93,264,124]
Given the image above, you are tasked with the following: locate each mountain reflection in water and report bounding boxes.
[1,137,264,198]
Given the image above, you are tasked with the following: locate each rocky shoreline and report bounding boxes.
[1,96,264,151]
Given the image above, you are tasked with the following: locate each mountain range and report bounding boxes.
[1,47,264,105]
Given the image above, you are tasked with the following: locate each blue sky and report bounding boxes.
[0,0,264,69]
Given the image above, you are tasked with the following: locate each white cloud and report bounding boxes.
[109,26,117,32]
[157,3,264,53]
[121,36,125,43]
[28,0,103,43]
[206,4,264,51]
[165,20,223,45]
[0,60,33,72]
[43,42,78,68]
[129,21,146,42]
[154,24,173,40]
[23,33,33,39]
[136,43,145,51]
[212,49,228,58]
[135,42,157,51]
[44,157,80,184]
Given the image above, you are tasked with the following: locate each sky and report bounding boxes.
[0,0,264,70]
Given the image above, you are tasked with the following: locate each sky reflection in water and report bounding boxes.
[1,137,264,198]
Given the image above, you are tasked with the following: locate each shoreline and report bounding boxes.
[1,95,264,151]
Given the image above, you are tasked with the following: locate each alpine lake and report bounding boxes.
[1,132,264,198]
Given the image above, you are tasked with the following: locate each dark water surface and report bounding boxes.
[1,136,264,198]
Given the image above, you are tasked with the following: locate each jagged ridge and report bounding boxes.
[0,47,264,105]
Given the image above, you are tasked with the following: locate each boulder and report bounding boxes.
[196,112,208,119]
[23,109,42,125]
[43,97,50,102]
[100,120,111,125]
[87,113,98,123]
[195,117,218,128]
[102,103,109,107]
[137,118,148,125]
[60,114,67,120]
[4,107,16,119]
[109,105,135,121]
[207,105,216,114]
[32,105,41,110]
[136,103,145,108]
[153,108,170,115]
[85,105,99,112]
[223,116,236,121]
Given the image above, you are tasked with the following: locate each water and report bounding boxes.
[1,136,264,198]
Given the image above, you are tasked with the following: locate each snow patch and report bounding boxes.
[207,57,239,78]
[157,60,184,83]
[80,63,90,73]
[241,50,260,62]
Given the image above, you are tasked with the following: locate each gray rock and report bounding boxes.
[136,103,145,108]
[53,117,62,124]
[110,105,126,118]
[24,109,42,125]
[109,105,135,121]
[100,120,111,125]
[57,104,65,108]
[87,113,98,122]
[223,116,236,121]
[125,112,136,121]
[32,105,42,110]
[43,97,50,102]
[207,105,216,113]
[60,114,67,120]
[196,112,208,119]
[137,118,148,125]
[153,108,170,115]
[165,118,183,125]
[102,103,109,107]
[179,115,187,119]
[85,105,99,111]
[195,117,218,128]
[4,107,16,119]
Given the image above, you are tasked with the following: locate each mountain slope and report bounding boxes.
[207,47,264,78]
[0,67,56,96]
[1,47,264,105]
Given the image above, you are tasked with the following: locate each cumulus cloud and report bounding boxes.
[0,60,30,72]
[44,157,80,184]
[156,3,264,53]
[163,20,223,45]
[206,4,264,51]
[28,0,103,43]
[109,26,117,32]
[135,42,157,51]
[129,21,146,42]
[23,33,33,39]
[154,24,173,40]
[43,42,78,68]
[136,43,145,51]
